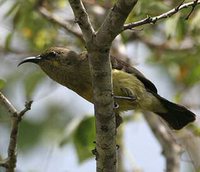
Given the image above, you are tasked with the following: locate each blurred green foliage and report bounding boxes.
[0,79,6,89]
[148,47,200,87]
[2,0,71,51]
[18,120,44,150]
[0,0,200,168]
[73,116,95,163]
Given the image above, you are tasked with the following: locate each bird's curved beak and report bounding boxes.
[18,55,42,66]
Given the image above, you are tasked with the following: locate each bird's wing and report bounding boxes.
[111,55,158,94]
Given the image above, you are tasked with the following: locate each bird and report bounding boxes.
[18,47,196,130]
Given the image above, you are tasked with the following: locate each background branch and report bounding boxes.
[176,129,200,171]
[37,6,84,43]
[0,92,33,172]
[68,0,95,44]
[127,32,196,51]
[123,0,200,30]
[0,92,17,115]
[144,112,181,172]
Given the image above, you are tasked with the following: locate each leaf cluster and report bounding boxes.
[1,0,200,167]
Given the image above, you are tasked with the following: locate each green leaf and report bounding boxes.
[186,64,200,86]
[73,116,95,163]
[59,117,84,147]
[13,8,21,29]
[5,33,13,51]
[18,120,44,150]
[190,9,200,31]
[4,2,20,18]
[0,79,6,89]
[165,13,180,39]
[148,2,170,13]
[176,17,186,41]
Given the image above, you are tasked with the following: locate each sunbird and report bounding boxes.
[18,47,196,130]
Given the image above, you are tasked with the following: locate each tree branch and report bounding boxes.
[68,1,138,172]
[123,0,200,30]
[0,92,17,115]
[144,113,181,172]
[177,130,200,171]
[37,6,84,43]
[96,0,138,47]
[89,1,138,171]
[68,0,95,44]
[0,92,33,172]
[185,0,198,19]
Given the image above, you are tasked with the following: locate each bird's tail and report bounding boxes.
[153,94,196,130]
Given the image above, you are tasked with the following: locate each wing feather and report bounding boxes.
[111,55,158,93]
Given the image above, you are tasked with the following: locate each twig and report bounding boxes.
[123,0,200,30]
[68,0,95,44]
[143,113,181,172]
[0,92,33,172]
[185,0,198,19]
[37,6,84,43]
[0,92,17,115]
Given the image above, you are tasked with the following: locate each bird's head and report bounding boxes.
[18,47,81,69]
[18,47,89,87]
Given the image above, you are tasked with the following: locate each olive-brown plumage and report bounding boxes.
[19,47,196,130]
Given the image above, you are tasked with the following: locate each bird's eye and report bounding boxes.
[48,51,57,57]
